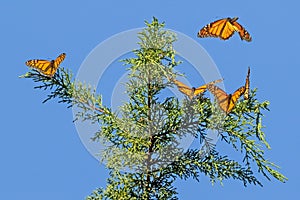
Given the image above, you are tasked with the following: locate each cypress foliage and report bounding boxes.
[21,17,287,200]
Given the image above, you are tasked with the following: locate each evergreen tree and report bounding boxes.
[22,17,287,200]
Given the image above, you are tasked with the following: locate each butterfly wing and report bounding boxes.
[173,79,194,99]
[47,53,66,76]
[227,86,246,113]
[231,20,252,42]
[219,17,238,40]
[25,59,53,76]
[198,18,227,38]
[25,53,66,77]
[53,53,66,69]
[207,84,230,113]
[194,78,223,96]
[198,17,236,40]
[198,17,251,41]
[244,67,250,100]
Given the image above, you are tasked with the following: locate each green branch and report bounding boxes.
[21,17,287,200]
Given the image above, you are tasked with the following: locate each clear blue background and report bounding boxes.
[1,0,298,199]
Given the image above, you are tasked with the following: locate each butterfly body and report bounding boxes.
[25,53,66,77]
[198,17,252,42]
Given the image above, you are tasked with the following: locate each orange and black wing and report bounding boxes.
[227,86,246,114]
[25,53,66,77]
[198,17,251,41]
[207,84,230,113]
[53,53,66,69]
[231,20,252,42]
[244,67,250,100]
[173,79,194,99]
[25,59,52,75]
[208,84,245,114]
[194,78,223,96]
[198,17,237,40]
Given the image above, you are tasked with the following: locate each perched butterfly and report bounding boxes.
[244,67,250,100]
[173,78,223,100]
[208,84,245,114]
[197,17,252,42]
[25,53,66,77]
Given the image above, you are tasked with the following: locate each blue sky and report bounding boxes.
[1,0,299,199]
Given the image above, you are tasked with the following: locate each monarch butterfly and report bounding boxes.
[197,17,252,42]
[173,78,223,100]
[207,84,246,114]
[244,67,250,100]
[25,53,66,77]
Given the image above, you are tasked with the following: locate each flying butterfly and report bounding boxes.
[207,84,246,114]
[197,17,252,42]
[244,67,250,100]
[173,78,223,100]
[25,53,66,77]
